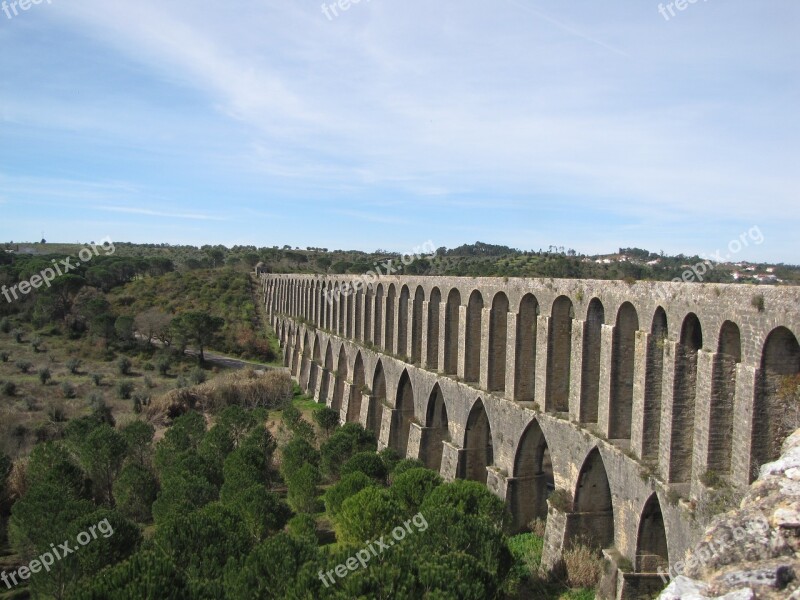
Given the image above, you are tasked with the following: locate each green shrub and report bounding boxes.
[61,381,77,399]
[15,360,33,374]
[66,358,81,374]
[0,317,10,333]
[189,367,207,385]
[38,367,51,385]
[1,381,16,397]
[91,373,103,386]
[340,452,387,482]
[117,381,135,400]
[118,356,132,376]
[0,351,9,363]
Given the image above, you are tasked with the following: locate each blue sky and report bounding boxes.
[0,1,798,262]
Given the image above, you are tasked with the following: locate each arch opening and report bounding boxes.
[752,327,800,480]
[547,296,574,412]
[465,291,484,382]
[514,294,538,402]
[669,313,702,483]
[636,494,669,573]
[390,370,415,457]
[580,299,605,423]
[367,360,387,435]
[512,419,554,530]
[572,448,614,551]
[347,353,366,423]
[463,399,493,483]
[444,289,461,374]
[422,384,449,472]
[609,302,639,439]
[488,292,509,392]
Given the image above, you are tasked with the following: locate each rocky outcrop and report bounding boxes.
[659,429,800,599]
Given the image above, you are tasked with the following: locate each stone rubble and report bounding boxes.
[659,430,800,599]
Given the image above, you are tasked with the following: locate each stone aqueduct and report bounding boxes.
[261,273,800,598]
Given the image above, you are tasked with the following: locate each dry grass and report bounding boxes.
[562,543,604,589]
[143,369,293,426]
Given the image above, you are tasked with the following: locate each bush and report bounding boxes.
[1,381,16,396]
[562,543,603,589]
[91,373,103,386]
[389,458,425,482]
[155,357,171,376]
[0,351,8,363]
[0,317,10,333]
[117,381,135,400]
[15,360,33,374]
[390,468,442,513]
[312,407,339,436]
[30,337,43,353]
[66,358,81,374]
[323,472,377,518]
[286,514,317,546]
[13,330,23,343]
[38,367,51,385]
[115,463,159,522]
[61,381,77,398]
[340,452,387,482]
[48,403,67,422]
[189,367,207,385]
[118,356,132,376]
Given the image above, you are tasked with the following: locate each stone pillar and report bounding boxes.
[363,395,376,436]
[379,407,397,453]
[505,312,519,401]
[731,364,758,488]
[569,319,585,420]
[539,505,568,576]
[658,341,678,481]
[407,422,425,461]
[457,305,468,379]
[339,382,354,423]
[691,349,716,497]
[377,295,388,347]
[405,299,414,361]
[534,315,550,410]
[597,324,615,437]
[486,467,509,502]
[480,306,492,390]
[630,331,650,459]
[420,300,431,367]
[437,300,447,373]
[390,296,401,355]
[440,441,464,481]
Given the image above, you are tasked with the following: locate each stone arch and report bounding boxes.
[345,286,354,337]
[317,281,328,329]
[347,352,366,423]
[444,289,461,374]
[463,398,493,483]
[299,331,311,385]
[355,287,364,341]
[291,329,302,373]
[547,296,574,412]
[385,284,396,351]
[422,383,449,472]
[390,370,415,457]
[708,321,741,479]
[427,287,441,370]
[318,342,334,405]
[373,284,384,347]
[580,298,605,423]
[398,285,410,357]
[308,334,322,397]
[670,313,703,483]
[514,294,538,402]
[610,302,639,439]
[751,326,800,480]
[465,291,484,383]
[643,307,668,460]
[411,286,425,363]
[636,494,669,573]
[573,448,614,550]
[364,285,374,344]
[511,419,553,530]
[488,292,509,392]
[336,284,350,336]
[368,360,387,435]
[332,346,348,414]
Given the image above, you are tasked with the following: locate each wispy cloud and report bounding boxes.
[95,206,226,222]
